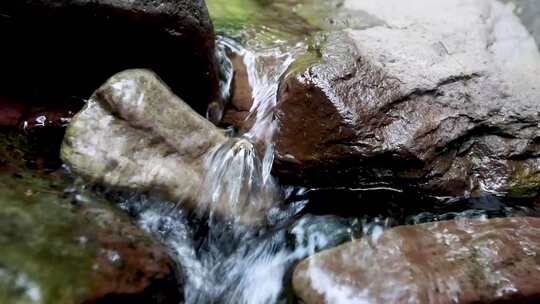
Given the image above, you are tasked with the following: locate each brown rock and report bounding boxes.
[229,52,255,112]
[0,96,27,128]
[0,0,218,114]
[274,0,540,198]
[82,203,181,304]
[221,52,256,133]
[293,217,540,304]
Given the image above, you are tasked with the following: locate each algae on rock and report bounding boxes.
[0,130,180,304]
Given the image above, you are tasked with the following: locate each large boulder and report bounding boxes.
[274,0,540,198]
[62,69,277,225]
[293,217,540,304]
[0,0,218,114]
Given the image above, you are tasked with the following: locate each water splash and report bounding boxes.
[196,37,304,227]
[169,37,310,303]
[117,32,540,304]
[118,36,313,304]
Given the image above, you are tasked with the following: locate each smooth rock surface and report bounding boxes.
[62,69,276,225]
[293,217,540,304]
[221,52,255,134]
[0,0,218,114]
[62,69,226,207]
[274,0,540,198]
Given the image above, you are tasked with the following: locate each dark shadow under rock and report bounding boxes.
[0,0,219,114]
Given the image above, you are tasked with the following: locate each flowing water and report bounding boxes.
[119,36,322,304]
[112,2,540,303]
[1,1,539,304]
[113,34,540,304]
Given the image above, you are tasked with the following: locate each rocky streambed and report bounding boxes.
[1,0,540,303]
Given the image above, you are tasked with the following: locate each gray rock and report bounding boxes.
[274,0,540,198]
[62,69,226,207]
[62,69,276,225]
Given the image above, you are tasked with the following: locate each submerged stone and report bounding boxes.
[0,0,218,114]
[293,217,540,304]
[274,0,540,198]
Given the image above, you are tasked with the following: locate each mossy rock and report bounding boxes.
[507,161,540,198]
[206,0,348,47]
[0,131,181,304]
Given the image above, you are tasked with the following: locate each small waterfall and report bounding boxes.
[115,35,540,304]
[197,37,302,227]
[181,37,306,303]
[119,37,328,304]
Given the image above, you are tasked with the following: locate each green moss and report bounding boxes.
[206,0,338,46]
[0,172,97,304]
[0,128,65,173]
[282,32,328,79]
[0,160,157,303]
[0,131,33,168]
[507,179,540,198]
[507,162,540,198]
[206,0,264,37]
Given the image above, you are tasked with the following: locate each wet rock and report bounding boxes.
[62,69,276,225]
[208,0,348,134]
[0,170,181,304]
[221,52,255,134]
[293,217,540,304]
[0,0,218,114]
[274,0,540,198]
[62,69,226,207]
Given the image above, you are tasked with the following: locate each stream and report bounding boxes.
[1,0,539,303]
[115,35,540,304]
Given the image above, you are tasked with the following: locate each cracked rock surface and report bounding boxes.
[274,0,540,198]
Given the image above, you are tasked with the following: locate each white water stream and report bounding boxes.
[116,36,539,304]
[118,37,357,304]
